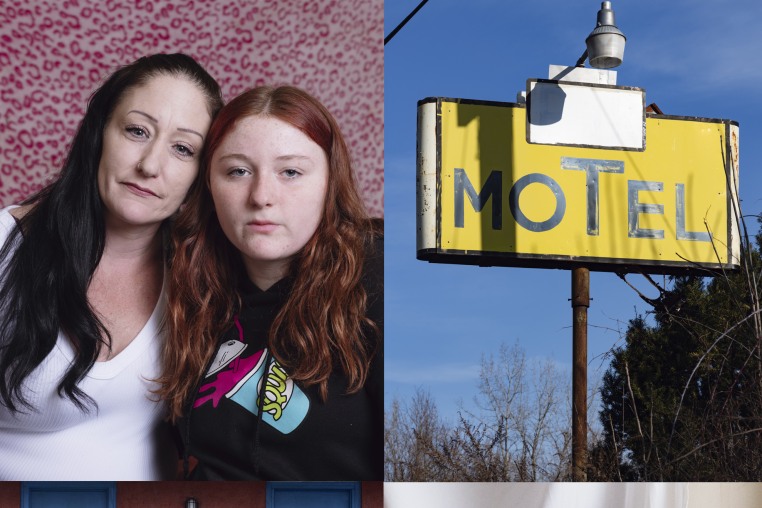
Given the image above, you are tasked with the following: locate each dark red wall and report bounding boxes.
[0,482,20,508]
[117,482,266,508]
[362,481,383,508]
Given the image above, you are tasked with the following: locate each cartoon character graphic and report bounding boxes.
[194,316,309,434]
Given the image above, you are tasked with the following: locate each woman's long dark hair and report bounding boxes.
[0,54,223,413]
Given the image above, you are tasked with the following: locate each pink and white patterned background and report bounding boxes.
[0,0,384,216]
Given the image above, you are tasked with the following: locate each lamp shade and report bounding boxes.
[585,1,626,69]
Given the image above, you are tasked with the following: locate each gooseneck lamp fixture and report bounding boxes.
[575,1,626,69]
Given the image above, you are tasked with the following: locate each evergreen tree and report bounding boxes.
[593,223,762,481]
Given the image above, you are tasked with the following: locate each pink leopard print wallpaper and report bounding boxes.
[0,0,383,216]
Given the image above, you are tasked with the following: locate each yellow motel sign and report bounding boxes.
[416,96,740,273]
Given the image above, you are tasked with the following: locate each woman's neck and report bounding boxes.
[101,220,163,265]
[90,221,164,361]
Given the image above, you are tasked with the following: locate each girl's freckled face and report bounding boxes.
[209,115,329,281]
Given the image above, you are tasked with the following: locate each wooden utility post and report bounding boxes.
[571,266,589,481]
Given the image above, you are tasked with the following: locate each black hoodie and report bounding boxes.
[177,234,383,480]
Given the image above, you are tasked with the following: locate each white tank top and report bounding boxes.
[0,206,175,480]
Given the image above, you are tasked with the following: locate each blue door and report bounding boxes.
[267,482,361,508]
[21,482,116,508]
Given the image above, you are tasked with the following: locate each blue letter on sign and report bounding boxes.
[509,173,566,232]
[561,157,624,236]
[454,168,502,230]
[676,183,711,242]
[628,180,664,239]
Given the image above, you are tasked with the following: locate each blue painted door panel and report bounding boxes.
[22,483,115,508]
[267,482,361,508]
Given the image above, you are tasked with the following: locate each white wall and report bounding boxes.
[384,483,762,508]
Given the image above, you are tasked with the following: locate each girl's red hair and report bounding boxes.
[157,86,381,420]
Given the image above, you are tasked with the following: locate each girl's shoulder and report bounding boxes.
[365,217,384,256]
[362,220,383,333]
[363,220,383,282]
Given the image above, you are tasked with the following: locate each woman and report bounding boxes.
[162,85,383,480]
[0,54,223,480]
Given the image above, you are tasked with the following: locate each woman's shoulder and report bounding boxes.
[7,204,32,222]
[0,204,35,242]
[0,205,24,239]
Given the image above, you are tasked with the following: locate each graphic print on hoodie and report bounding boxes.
[192,316,309,434]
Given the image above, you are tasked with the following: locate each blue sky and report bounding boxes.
[384,0,762,420]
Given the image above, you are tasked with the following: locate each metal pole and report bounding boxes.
[571,266,589,481]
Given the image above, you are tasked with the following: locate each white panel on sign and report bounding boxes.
[527,79,645,150]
